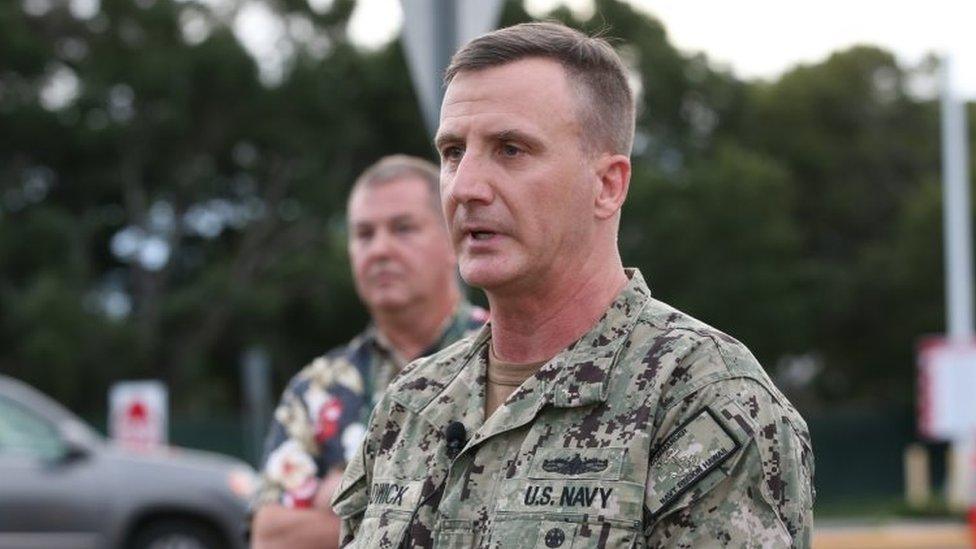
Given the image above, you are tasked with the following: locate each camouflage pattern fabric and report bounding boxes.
[252,302,487,510]
[333,270,814,548]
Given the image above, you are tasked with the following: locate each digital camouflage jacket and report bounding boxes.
[253,302,487,509]
[333,270,814,548]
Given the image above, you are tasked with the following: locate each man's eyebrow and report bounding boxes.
[350,219,373,229]
[494,129,543,150]
[434,129,545,151]
[434,132,462,151]
[388,213,417,224]
[353,213,416,228]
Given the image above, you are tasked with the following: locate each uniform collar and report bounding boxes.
[388,325,491,429]
[532,268,651,408]
[393,269,651,422]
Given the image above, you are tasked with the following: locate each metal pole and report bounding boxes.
[940,53,976,515]
[941,54,974,342]
[242,346,271,466]
[401,0,503,139]
[430,0,456,134]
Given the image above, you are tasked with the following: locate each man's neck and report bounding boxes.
[488,261,628,364]
[372,288,461,361]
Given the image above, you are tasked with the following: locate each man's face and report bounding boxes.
[436,58,596,292]
[347,177,456,312]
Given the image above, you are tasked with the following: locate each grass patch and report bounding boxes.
[816,495,965,521]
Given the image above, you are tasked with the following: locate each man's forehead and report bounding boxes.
[438,59,577,138]
[446,57,569,92]
[348,177,437,222]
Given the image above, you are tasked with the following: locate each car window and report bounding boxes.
[0,396,65,460]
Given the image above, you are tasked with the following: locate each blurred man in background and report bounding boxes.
[332,23,813,548]
[250,155,486,549]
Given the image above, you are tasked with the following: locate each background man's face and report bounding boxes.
[437,58,596,292]
[347,177,456,312]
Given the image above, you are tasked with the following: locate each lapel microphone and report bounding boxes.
[445,421,467,459]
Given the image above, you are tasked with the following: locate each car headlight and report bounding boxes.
[227,467,257,500]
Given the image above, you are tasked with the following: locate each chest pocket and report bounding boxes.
[348,477,426,548]
[489,447,644,548]
[331,473,424,548]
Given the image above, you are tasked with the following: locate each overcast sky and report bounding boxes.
[346,0,976,98]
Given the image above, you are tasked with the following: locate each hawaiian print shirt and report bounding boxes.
[253,302,487,509]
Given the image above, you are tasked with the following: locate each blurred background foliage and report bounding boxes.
[0,0,971,429]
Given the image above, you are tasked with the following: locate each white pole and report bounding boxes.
[941,54,974,342]
[940,53,976,513]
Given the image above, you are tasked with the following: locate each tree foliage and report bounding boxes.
[0,0,969,414]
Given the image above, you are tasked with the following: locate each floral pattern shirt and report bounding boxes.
[252,302,487,509]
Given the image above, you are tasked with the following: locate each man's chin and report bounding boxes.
[459,263,515,292]
[364,290,411,311]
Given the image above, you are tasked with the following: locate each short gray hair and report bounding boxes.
[347,154,440,213]
[445,22,634,155]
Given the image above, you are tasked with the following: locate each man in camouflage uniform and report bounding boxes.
[333,22,814,549]
[251,155,487,549]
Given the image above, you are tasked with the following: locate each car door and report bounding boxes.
[0,395,107,549]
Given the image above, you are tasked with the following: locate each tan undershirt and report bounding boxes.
[485,343,548,418]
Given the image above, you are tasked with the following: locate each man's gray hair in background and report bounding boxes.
[348,154,441,213]
[444,21,635,156]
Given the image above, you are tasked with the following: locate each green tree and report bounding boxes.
[0,0,432,412]
[742,47,945,403]
[0,0,967,416]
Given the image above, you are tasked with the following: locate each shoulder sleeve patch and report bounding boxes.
[644,407,740,516]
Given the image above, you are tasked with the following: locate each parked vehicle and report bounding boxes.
[0,374,254,549]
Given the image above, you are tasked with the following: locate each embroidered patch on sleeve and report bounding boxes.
[644,407,740,516]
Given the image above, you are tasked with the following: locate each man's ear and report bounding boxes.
[594,153,631,220]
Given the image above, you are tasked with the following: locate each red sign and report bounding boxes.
[109,381,168,450]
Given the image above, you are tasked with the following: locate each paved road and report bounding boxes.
[814,521,971,548]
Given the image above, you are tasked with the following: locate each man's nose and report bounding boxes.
[449,153,494,205]
[366,228,395,258]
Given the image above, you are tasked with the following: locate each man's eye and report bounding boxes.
[393,223,417,234]
[355,229,373,241]
[442,146,463,161]
[501,144,522,157]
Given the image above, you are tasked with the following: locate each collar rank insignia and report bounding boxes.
[542,453,609,475]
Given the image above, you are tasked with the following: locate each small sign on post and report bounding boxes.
[109,380,168,451]
[917,337,976,511]
[918,337,976,440]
